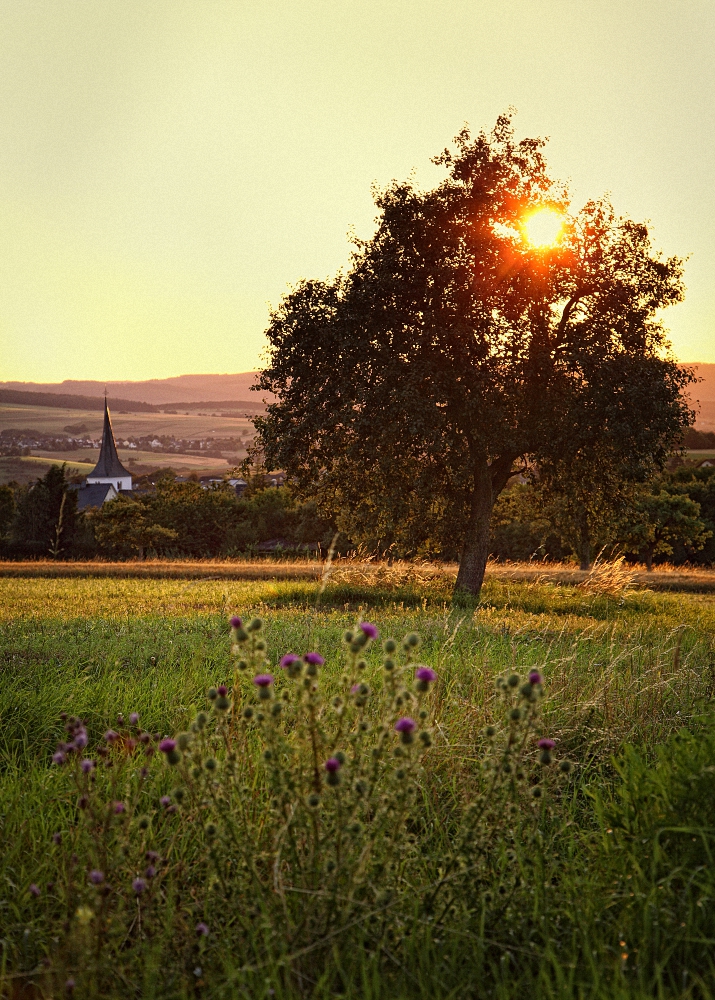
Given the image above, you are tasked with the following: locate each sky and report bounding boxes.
[1,0,713,383]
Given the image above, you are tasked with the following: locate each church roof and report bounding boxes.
[87,399,132,480]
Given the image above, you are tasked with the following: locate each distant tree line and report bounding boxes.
[0,460,713,567]
[0,468,339,560]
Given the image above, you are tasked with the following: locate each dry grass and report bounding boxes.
[1,556,714,592]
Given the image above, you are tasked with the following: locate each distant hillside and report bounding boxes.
[0,373,272,406]
[0,389,158,412]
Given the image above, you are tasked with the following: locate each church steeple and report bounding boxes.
[86,398,133,491]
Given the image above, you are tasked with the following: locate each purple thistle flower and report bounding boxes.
[394,717,416,734]
[351,683,361,694]
[146,850,159,862]
[217,685,228,697]
[280,653,301,668]
[359,621,379,640]
[196,921,209,936]
[73,731,88,749]
[538,738,555,750]
[29,883,40,897]
[303,653,324,666]
[129,712,140,726]
[52,751,66,765]
[88,870,104,885]
[529,671,543,685]
[158,738,176,754]
[230,615,242,628]
[160,795,172,808]
[113,801,125,814]
[80,759,94,774]
[104,730,119,744]
[324,757,341,773]
[253,673,273,687]
[415,667,437,683]
[52,832,62,845]
[145,864,156,878]
[132,877,147,894]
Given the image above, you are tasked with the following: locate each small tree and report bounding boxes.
[10,464,78,557]
[86,496,177,560]
[255,116,693,599]
[617,485,711,570]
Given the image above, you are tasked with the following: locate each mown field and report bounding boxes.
[1,572,714,998]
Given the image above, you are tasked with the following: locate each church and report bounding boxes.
[71,399,134,511]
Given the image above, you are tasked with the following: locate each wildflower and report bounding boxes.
[325,757,341,786]
[303,653,324,666]
[159,737,176,753]
[395,717,416,744]
[113,801,125,814]
[73,730,88,749]
[88,870,104,885]
[217,684,228,697]
[104,730,118,744]
[145,864,157,878]
[537,738,555,750]
[65,978,76,993]
[415,666,437,690]
[253,674,274,687]
[196,922,209,936]
[29,883,40,897]
[52,832,62,845]
[75,906,94,925]
[132,877,146,895]
[280,653,301,669]
[52,751,66,765]
[230,616,242,628]
[80,759,94,774]
[129,712,140,726]
[160,796,172,808]
[529,671,543,685]
[359,621,379,640]
[146,850,160,862]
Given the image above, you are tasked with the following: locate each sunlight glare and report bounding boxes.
[523,208,564,248]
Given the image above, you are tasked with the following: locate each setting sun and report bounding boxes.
[523,207,564,248]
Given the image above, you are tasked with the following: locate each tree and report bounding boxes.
[0,485,16,543]
[86,496,178,559]
[10,464,78,557]
[255,116,693,598]
[617,484,711,570]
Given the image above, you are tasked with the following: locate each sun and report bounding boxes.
[523,207,564,248]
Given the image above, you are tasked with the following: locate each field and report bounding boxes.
[0,402,258,483]
[1,569,714,998]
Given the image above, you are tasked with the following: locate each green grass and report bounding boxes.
[1,576,714,998]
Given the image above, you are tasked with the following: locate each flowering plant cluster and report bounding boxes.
[24,615,566,994]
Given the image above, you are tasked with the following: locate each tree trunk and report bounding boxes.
[643,546,653,571]
[575,505,591,571]
[455,459,494,600]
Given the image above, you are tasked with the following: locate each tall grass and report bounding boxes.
[0,576,714,997]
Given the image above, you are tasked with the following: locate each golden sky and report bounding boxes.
[1,0,713,382]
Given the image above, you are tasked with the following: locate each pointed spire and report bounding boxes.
[87,398,132,483]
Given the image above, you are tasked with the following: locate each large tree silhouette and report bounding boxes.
[255,116,693,598]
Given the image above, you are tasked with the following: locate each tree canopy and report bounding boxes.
[256,116,693,595]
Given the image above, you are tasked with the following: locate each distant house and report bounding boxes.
[70,482,118,511]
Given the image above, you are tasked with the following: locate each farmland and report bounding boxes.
[1,567,714,997]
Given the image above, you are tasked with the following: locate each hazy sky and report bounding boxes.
[1,0,713,382]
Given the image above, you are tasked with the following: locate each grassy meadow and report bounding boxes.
[1,570,714,998]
